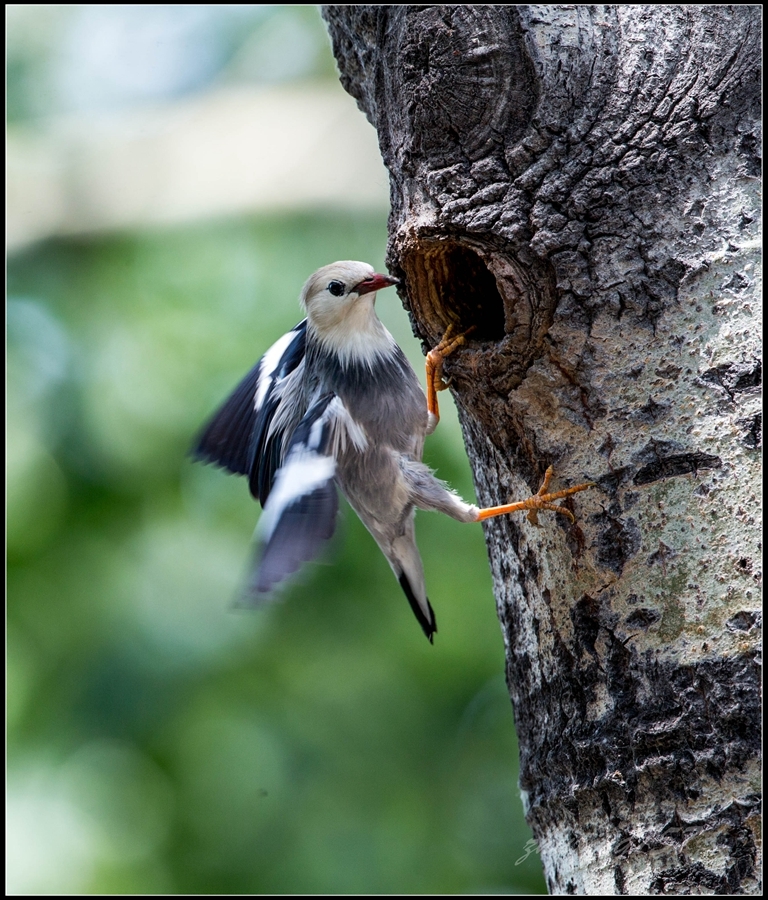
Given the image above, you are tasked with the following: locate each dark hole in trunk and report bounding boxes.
[401,239,506,344]
[439,243,506,341]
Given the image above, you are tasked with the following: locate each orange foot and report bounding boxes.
[426,324,476,433]
[475,466,595,525]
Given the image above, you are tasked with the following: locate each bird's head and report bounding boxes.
[301,261,399,365]
[301,261,398,322]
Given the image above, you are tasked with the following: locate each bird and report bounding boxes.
[192,260,593,642]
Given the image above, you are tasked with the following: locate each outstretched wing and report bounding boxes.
[250,392,367,596]
[191,320,307,501]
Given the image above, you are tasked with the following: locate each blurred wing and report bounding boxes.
[191,319,307,493]
[250,392,367,595]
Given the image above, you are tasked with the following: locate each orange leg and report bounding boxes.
[475,466,594,525]
[426,325,476,433]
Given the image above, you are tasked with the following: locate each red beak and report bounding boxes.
[355,273,399,296]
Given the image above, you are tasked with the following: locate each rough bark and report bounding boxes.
[322,5,761,895]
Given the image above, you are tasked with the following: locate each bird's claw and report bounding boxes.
[476,466,595,524]
[426,324,476,429]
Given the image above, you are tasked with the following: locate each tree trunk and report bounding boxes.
[322,5,761,895]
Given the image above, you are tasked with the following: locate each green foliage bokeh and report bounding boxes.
[8,213,546,894]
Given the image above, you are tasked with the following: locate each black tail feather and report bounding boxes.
[398,573,436,643]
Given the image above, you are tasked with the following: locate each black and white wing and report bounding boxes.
[250,392,367,596]
[192,319,307,504]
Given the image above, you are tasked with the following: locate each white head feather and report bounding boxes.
[301,261,397,367]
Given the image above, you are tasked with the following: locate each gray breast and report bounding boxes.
[307,341,427,455]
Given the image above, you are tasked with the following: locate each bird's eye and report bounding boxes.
[327,280,345,297]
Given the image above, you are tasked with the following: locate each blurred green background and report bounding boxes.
[7,6,546,894]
